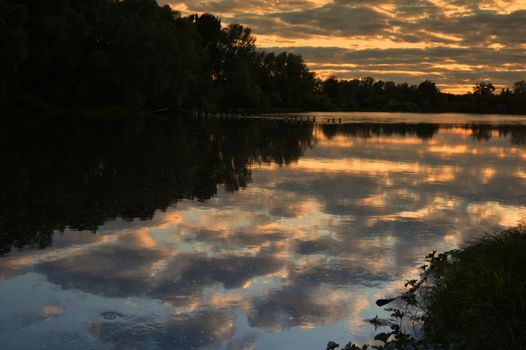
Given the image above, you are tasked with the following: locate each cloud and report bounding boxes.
[272,4,394,37]
[265,46,526,66]
[165,0,526,46]
[412,9,526,46]
[168,0,321,14]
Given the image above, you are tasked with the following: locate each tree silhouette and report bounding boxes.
[513,80,526,95]
[473,82,496,96]
[0,115,314,254]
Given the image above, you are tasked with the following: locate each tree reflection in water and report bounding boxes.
[0,116,314,253]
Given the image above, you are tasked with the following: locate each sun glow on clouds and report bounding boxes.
[161,0,526,93]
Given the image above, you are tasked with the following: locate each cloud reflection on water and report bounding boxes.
[1,115,526,349]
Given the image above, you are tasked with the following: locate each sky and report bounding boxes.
[161,0,526,94]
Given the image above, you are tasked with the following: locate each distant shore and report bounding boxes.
[3,105,526,126]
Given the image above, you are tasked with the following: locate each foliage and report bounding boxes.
[0,0,317,113]
[422,225,526,348]
[323,77,526,114]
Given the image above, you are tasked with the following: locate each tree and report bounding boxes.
[417,80,440,111]
[473,82,495,96]
[513,80,526,95]
[0,0,28,108]
[418,80,439,97]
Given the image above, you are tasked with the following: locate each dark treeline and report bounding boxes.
[323,79,526,114]
[1,0,525,115]
[0,116,314,254]
[0,0,320,114]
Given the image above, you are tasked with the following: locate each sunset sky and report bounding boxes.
[161,0,526,93]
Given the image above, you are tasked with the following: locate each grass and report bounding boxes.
[422,225,526,349]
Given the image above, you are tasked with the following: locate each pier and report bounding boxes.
[191,112,344,124]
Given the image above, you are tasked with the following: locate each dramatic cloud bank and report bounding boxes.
[162,0,526,93]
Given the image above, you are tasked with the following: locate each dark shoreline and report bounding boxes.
[3,106,526,124]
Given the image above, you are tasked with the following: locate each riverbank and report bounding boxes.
[331,224,526,349]
[422,224,526,349]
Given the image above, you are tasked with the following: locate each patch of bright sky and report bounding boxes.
[256,35,429,50]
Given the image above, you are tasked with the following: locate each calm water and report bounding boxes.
[1,112,526,349]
